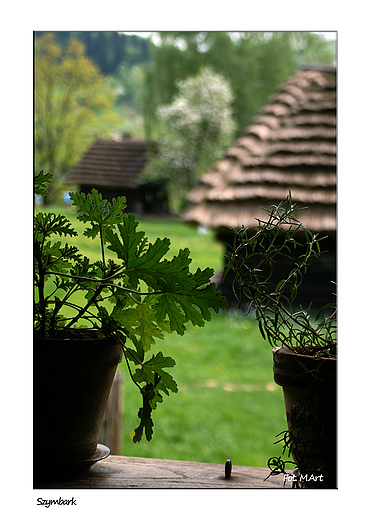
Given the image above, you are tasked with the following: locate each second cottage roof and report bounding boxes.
[183,64,336,233]
[66,136,157,189]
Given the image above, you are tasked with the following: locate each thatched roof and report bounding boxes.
[66,136,157,189]
[183,64,336,233]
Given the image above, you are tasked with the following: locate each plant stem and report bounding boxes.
[261,289,333,346]
[99,223,106,276]
[63,283,104,331]
[45,270,165,296]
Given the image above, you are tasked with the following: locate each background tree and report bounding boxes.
[34,33,120,201]
[143,67,236,213]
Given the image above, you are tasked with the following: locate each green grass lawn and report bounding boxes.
[40,205,289,469]
[119,310,288,468]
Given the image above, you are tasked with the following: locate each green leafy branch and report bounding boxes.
[34,170,54,197]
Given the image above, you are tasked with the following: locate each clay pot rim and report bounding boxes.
[34,331,124,366]
[272,345,337,362]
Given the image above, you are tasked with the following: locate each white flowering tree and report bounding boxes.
[143,67,236,213]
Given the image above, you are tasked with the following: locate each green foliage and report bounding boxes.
[224,192,336,357]
[70,189,128,240]
[34,172,227,442]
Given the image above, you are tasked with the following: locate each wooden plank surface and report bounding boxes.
[35,455,288,489]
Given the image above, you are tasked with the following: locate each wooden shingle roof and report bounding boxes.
[66,137,157,189]
[183,64,336,233]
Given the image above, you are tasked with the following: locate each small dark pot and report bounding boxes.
[34,332,123,477]
[273,347,337,488]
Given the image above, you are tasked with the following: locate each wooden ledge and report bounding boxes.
[34,455,288,489]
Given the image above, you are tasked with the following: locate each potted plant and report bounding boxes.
[224,192,336,488]
[34,171,227,477]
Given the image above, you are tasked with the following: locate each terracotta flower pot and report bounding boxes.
[33,331,123,477]
[272,346,336,488]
